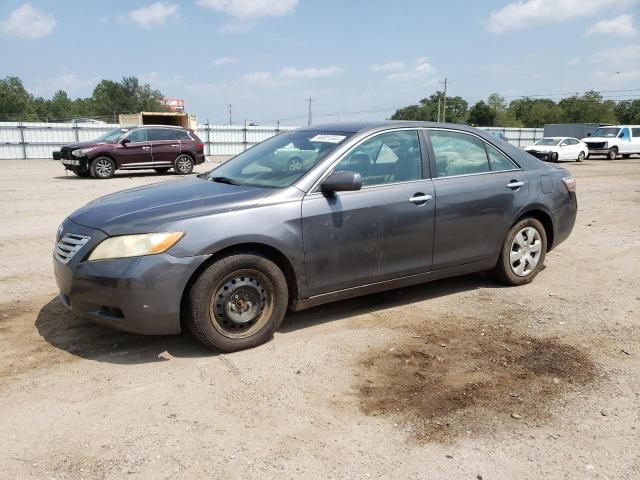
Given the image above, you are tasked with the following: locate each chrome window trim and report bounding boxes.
[305,177,432,198]
[423,127,522,178]
[306,127,425,195]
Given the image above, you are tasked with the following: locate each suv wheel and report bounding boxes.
[186,253,288,352]
[175,154,194,175]
[607,147,618,160]
[491,217,547,286]
[91,157,115,179]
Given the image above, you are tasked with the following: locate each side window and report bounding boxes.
[620,128,631,140]
[631,128,640,138]
[334,130,422,187]
[148,128,173,141]
[485,143,517,172]
[429,130,490,177]
[176,130,192,140]
[127,128,148,142]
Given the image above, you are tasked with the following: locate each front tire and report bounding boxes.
[577,151,585,162]
[607,147,618,160]
[91,157,115,179]
[175,154,194,175]
[491,218,547,286]
[549,152,559,163]
[186,253,289,352]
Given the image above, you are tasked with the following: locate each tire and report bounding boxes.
[585,153,590,159]
[287,156,303,172]
[90,157,115,179]
[607,147,618,160]
[174,154,194,175]
[549,152,559,163]
[577,151,585,162]
[72,168,91,177]
[154,167,170,174]
[186,253,289,352]
[491,218,547,286]
[622,154,631,159]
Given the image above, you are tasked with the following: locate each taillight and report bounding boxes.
[562,176,576,192]
[196,142,204,150]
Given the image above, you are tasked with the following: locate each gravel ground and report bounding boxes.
[0,158,639,479]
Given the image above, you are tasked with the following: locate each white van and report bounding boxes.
[582,125,640,159]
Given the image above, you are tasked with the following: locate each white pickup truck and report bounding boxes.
[582,125,640,159]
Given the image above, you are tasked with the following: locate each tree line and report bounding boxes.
[391,90,640,127]
[0,76,168,122]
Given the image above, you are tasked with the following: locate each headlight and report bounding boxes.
[72,147,95,157]
[88,232,185,261]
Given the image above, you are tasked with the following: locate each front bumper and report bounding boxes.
[54,218,210,335]
[585,148,609,155]
[526,150,552,161]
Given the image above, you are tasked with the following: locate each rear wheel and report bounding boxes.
[91,157,115,179]
[607,147,618,160]
[186,253,289,352]
[175,154,194,175]
[491,218,547,286]
[577,151,585,162]
[154,167,170,174]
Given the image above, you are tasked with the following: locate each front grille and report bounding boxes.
[587,142,605,149]
[528,150,549,160]
[54,233,91,264]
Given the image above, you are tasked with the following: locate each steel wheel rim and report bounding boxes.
[209,269,274,339]
[509,226,542,277]
[95,159,112,177]
[177,156,192,173]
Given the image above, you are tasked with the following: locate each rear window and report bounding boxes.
[148,128,179,141]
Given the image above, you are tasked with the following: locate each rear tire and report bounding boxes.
[186,253,289,352]
[154,167,170,174]
[175,154,194,175]
[490,217,547,286]
[607,147,618,160]
[90,157,115,179]
[577,151,585,162]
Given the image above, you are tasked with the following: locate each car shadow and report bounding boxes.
[35,273,503,365]
[52,171,187,180]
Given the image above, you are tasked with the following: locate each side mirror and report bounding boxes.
[121,137,130,146]
[321,171,362,193]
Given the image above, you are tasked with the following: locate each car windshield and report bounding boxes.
[534,138,561,146]
[95,128,129,142]
[592,127,620,138]
[203,130,353,188]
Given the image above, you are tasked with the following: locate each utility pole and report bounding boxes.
[437,95,441,123]
[440,78,448,123]
[306,97,312,126]
[228,104,232,125]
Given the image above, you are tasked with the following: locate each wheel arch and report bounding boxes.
[179,242,299,326]
[89,152,117,166]
[512,208,555,251]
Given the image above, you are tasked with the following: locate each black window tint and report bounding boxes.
[486,143,516,172]
[176,130,192,140]
[334,130,422,186]
[148,128,177,141]
[430,131,490,177]
[127,128,148,142]
[632,128,640,137]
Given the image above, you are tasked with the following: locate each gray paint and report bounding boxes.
[54,121,577,335]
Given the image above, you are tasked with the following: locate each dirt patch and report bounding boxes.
[357,323,597,443]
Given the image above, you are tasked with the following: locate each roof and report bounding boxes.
[300,120,498,135]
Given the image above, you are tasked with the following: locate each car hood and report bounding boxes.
[70,176,273,235]
[62,141,114,150]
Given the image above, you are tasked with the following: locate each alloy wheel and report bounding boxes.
[95,159,113,177]
[176,155,193,174]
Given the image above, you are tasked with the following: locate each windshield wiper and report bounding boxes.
[209,176,242,186]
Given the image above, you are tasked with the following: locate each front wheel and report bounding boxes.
[186,253,289,352]
[91,157,115,179]
[549,152,559,163]
[175,154,194,174]
[577,151,585,162]
[607,147,618,160]
[490,218,547,286]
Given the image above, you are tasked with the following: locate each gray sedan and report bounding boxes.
[54,121,577,351]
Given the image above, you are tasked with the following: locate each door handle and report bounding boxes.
[171,144,179,148]
[507,180,524,190]
[142,146,150,150]
[409,193,433,204]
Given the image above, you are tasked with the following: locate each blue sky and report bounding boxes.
[1,0,639,124]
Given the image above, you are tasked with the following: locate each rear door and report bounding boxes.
[118,128,152,166]
[302,129,435,296]
[425,129,529,269]
[148,128,180,166]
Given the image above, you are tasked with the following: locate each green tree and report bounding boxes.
[614,100,640,123]
[0,76,34,120]
[391,91,467,123]
[468,101,496,126]
[558,90,616,124]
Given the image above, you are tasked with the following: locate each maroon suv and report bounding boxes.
[53,125,205,178]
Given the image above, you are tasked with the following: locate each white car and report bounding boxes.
[581,125,640,160]
[524,137,588,163]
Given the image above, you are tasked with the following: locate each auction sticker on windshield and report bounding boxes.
[310,135,346,143]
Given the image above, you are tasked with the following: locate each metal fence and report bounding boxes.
[0,122,544,159]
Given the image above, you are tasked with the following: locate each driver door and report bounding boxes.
[301,130,435,296]
[118,128,152,166]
